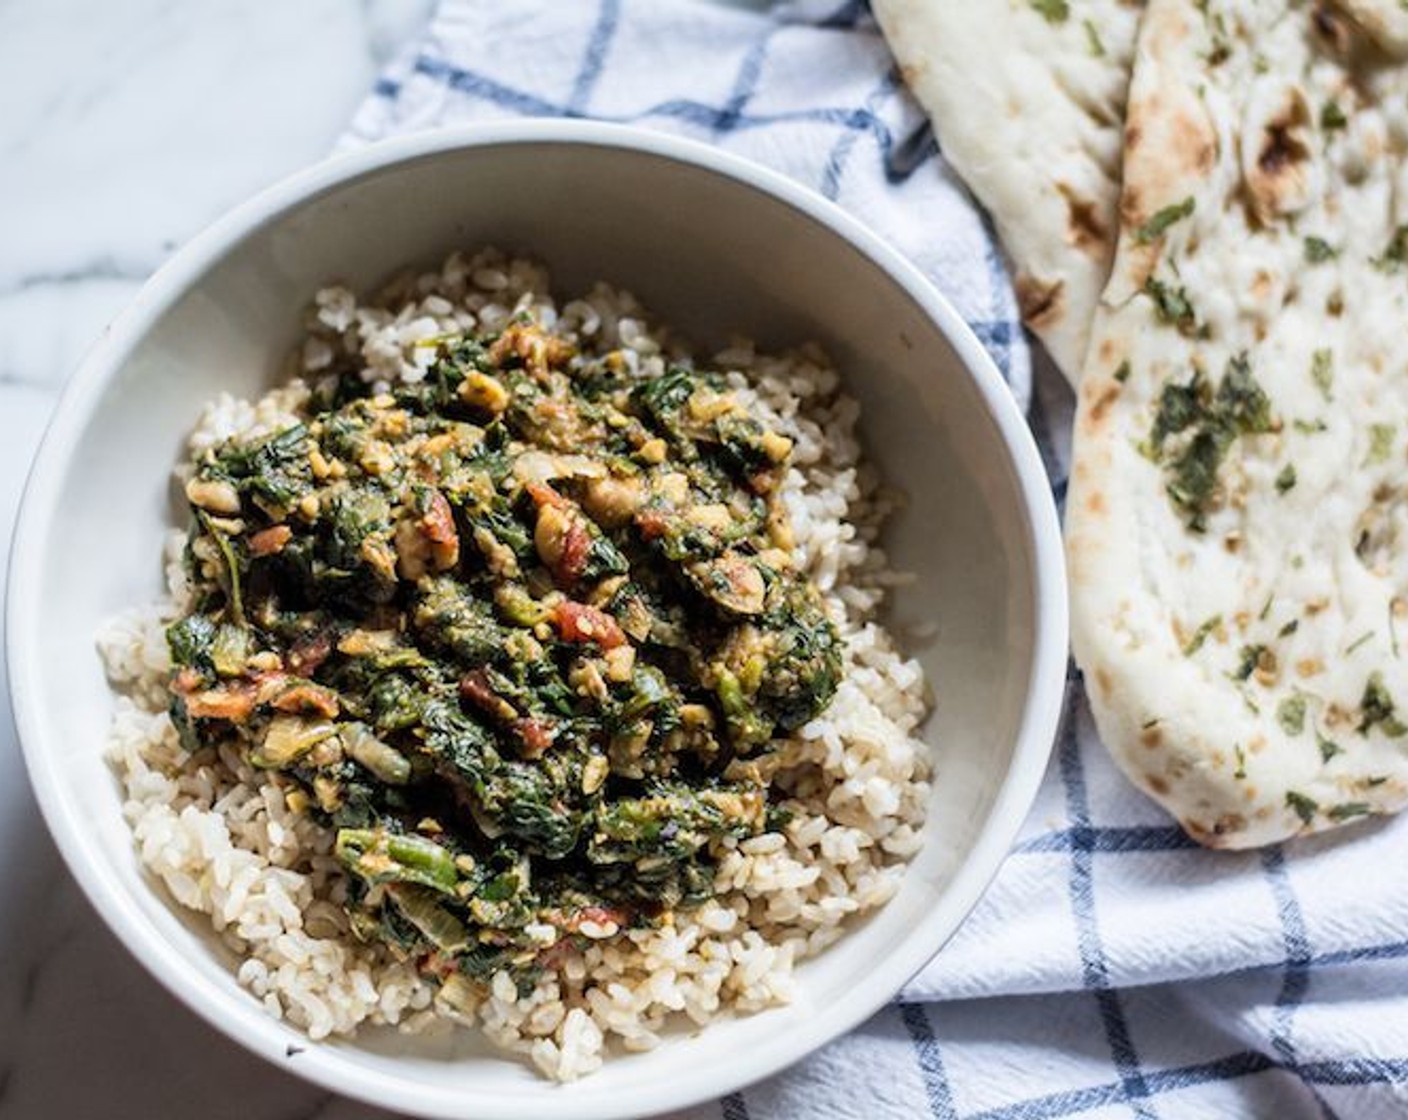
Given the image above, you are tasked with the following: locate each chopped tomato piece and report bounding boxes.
[270,682,340,718]
[171,667,204,694]
[524,481,567,508]
[515,717,555,757]
[459,669,497,709]
[248,524,292,557]
[557,520,592,585]
[421,490,458,545]
[460,669,518,721]
[553,601,626,649]
[286,632,332,675]
[634,509,669,541]
[183,683,257,722]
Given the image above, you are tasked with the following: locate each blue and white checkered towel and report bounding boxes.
[344,2,1408,1115]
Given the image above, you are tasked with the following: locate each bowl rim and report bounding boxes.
[6,119,1068,1119]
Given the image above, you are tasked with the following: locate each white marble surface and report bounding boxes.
[0,3,433,1116]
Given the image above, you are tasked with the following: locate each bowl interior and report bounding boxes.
[10,132,1056,1118]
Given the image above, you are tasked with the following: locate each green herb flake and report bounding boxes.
[1134,197,1195,245]
[1286,790,1319,825]
[1359,671,1408,737]
[1234,643,1269,682]
[1259,595,1274,621]
[1294,418,1328,435]
[1150,371,1208,453]
[1328,802,1372,822]
[1374,226,1408,272]
[1144,276,1198,335]
[1218,355,1273,433]
[1165,431,1226,532]
[1367,423,1395,465]
[1277,694,1307,736]
[1304,236,1338,263]
[1234,744,1247,780]
[1030,0,1069,22]
[1183,614,1222,656]
[1318,734,1343,763]
[1149,354,1274,530]
[1083,18,1105,56]
[1279,618,1299,638]
[1320,100,1348,131]
[1347,631,1375,655]
[1275,464,1297,494]
[1114,360,1131,383]
[1310,349,1333,401]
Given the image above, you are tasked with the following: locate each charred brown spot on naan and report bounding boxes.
[1086,384,1122,430]
[1327,0,1408,60]
[1015,272,1065,329]
[1314,1,1354,54]
[1115,73,1217,291]
[1094,667,1114,698]
[1120,86,1217,236]
[898,62,927,88]
[1200,814,1249,844]
[1058,183,1111,254]
[1243,85,1319,225]
[1253,651,1281,689]
[1096,343,1119,371]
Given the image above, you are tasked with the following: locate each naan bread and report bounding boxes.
[1068,0,1408,847]
[873,0,1144,383]
[1331,0,1408,56]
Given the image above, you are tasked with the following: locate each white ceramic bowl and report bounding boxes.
[7,122,1066,1119]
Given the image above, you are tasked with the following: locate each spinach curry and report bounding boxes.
[166,320,842,989]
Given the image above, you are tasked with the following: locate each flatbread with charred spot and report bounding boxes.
[872,0,1145,383]
[1328,0,1408,56]
[1068,0,1408,848]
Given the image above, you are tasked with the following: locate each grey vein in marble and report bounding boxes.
[0,258,155,299]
